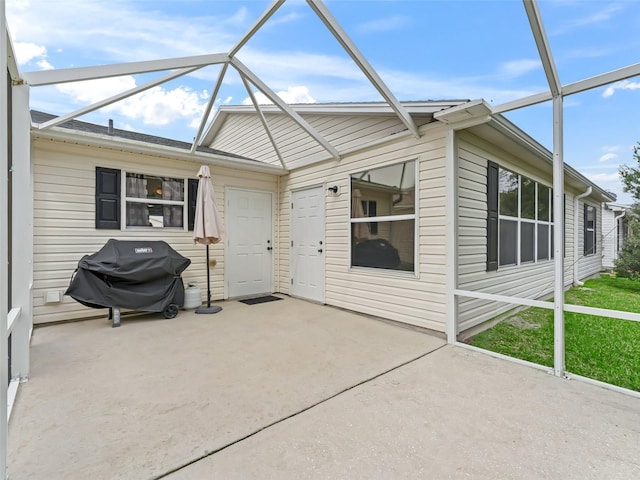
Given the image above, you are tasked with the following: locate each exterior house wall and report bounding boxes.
[602,207,617,269]
[210,113,430,169]
[32,137,278,325]
[455,131,594,333]
[278,123,449,332]
[576,198,604,279]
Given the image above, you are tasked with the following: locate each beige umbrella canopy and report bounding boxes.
[193,165,225,314]
[351,189,370,243]
[194,165,225,245]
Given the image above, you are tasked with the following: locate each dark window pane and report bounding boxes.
[521,177,535,219]
[126,173,184,201]
[352,219,414,272]
[499,169,518,217]
[499,219,517,266]
[537,224,549,260]
[521,222,535,263]
[538,184,550,221]
[586,205,595,230]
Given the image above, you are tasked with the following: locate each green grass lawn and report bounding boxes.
[470,275,640,391]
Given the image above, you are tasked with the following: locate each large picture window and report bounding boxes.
[497,167,554,268]
[350,160,416,272]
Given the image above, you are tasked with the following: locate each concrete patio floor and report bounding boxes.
[8,296,640,479]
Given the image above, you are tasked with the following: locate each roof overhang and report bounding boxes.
[32,127,288,176]
[436,99,615,203]
[202,100,467,146]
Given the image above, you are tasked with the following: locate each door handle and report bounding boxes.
[317,248,323,253]
[267,246,273,251]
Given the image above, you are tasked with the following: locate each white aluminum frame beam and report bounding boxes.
[38,66,201,130]
[231,57,340,160]
[306,0,420,139]
[1,2,9,476]
[524,0,561,96]
[229,0,286,58]
[22,53,229,86]
[191,63,228,153]
[525,0,565,377]
[239,73,288,169]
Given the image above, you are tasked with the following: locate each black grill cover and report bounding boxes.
[65,239,191,313]
[353,239,401,269]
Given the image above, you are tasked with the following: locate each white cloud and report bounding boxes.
[599,152,618,162]
[356,16,410,34]
[499,59,540,78]
[242,86,316,105]
[14,41,47,66]
[56,77,208,126]
[586,172,621,182]
[602,80,640,98]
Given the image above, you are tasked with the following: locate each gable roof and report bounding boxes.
[30,110,286,176]
[201,100,468,169]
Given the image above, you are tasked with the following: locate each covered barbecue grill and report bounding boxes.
[65,239,191,327]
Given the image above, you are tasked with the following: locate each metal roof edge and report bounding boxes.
[201,100,467,147]
[32,127,288,176]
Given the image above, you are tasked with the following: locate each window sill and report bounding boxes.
[349,265,419,279]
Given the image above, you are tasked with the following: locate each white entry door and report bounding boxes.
[226,189,273,298]
[291,186,325,303]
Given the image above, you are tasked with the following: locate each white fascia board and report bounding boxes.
[33,128,288,176]
[434,99,492,125]
[217,101,467,116]
[23,53,229,86]
[201,101,466,147]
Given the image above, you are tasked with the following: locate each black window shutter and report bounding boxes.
[486,161,499,271]
[593,208,597,254]
[95,167,120,229]
[188,178,198,231]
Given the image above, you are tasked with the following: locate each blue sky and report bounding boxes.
[6,0,640,202]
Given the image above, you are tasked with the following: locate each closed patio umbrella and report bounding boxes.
[193,165,225,314]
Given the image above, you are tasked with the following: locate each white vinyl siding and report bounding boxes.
[456,132,577,333]
[601,207,618,269]
[210,113,428,169]
[32,139,278,325]
[280,124,448,332]
[577,200,603,279]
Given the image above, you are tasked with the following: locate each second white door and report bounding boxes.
[290,186,325,303]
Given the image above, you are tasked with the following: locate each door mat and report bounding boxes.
[239,295,283,305]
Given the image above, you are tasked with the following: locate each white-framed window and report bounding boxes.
[124,172,186,229]
[95,166,194,231]
[498,167,554,267]
[350,160,416,273]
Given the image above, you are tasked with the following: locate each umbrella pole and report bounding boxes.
[206,244,211,308]
[195,244,222,314]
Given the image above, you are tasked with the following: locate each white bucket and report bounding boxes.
[183,282,202,309]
